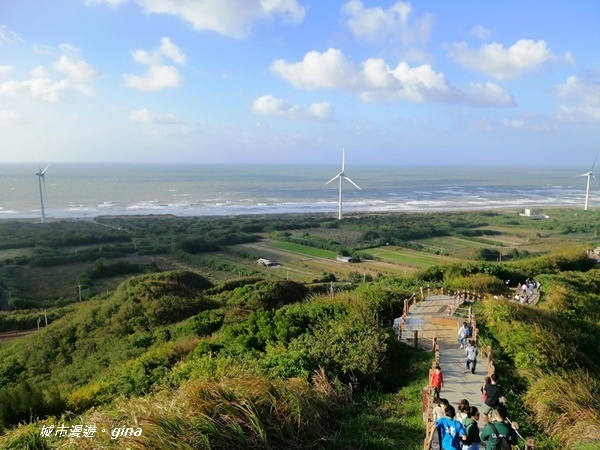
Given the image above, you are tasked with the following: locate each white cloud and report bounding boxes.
[446,39,559,80]
[0,26,23,45]
[341,0,433,45]
[251,95,333,120]
[123,38,186,91]
[129,107,183,123]
[308,102,333,120]
[0,50,98,102]
[555,76,600,106]
[271,48,514,106]
[0,65,13,75]
[554,75,600,122]
[90,0,305,38]
[158,37,187,64]
[0,78,72,103]
[462,82,516,107]
[30,65,50,78]
[470,25,491,40]
[53,55,99,81]
[124,65,183,91]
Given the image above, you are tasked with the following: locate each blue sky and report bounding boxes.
[1,0,599,166]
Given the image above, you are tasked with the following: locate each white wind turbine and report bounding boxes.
[326,148,361,220]
[35,164,49,223]
[579,154,598,211]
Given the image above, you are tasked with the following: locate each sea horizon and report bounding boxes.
[1,163,595,220]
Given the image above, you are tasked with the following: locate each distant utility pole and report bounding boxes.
[37,318,41,331]
[78,284,82,302]
[44,309,48,327]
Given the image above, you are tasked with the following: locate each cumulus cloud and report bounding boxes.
[0,50,98,102]
[89,0,305,38]
[554,75,600,122]
[271,48,514,106]
[53,55,99,81]
[341,0,433,45]
[123,37,185,91]
[446,39,563,80]
[0,65,13,75]
[251,94,333,120]
[129,107,183,123]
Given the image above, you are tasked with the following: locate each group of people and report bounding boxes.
[512,278,540,304]
[428,320,519,449]
[428,399,518,449]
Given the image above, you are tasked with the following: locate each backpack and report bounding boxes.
[489,422,512,450]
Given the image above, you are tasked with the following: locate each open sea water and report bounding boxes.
[0,163,594,220]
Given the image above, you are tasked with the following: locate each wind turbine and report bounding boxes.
[326,148,361,220]
[35,164,49,223]
[579,154,598,211]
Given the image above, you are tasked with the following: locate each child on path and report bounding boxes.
[430,365,444,401]
[427,404,467,450]
[457,399,470,424]
[465,340,479,374]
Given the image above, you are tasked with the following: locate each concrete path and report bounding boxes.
[404,295,488,449]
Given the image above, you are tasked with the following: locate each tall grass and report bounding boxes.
[524,370,600,449]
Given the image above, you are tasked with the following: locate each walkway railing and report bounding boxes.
[409,290,537,450]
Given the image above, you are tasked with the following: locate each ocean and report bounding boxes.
[0,163,593,220]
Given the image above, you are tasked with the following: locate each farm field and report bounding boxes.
[266,241,338,259]
[366,246,456,268]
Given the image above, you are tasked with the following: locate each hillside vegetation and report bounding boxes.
[0,209,599,448]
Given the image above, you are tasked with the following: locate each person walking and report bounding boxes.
[465,340,479,374]
[430,365,444,401]
[427,404,467,450]
[458,322,469,348]
[480,404,519,449]
[462,406,482,450]
[481,373,506,423]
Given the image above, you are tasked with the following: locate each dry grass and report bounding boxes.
[524,370,600,448]
[36,369,352,450]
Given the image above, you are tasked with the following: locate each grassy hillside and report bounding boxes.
[0,210,599,448]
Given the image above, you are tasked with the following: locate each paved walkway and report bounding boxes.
[403,295,488,448]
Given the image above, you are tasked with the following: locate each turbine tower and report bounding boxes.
[326,148,361,220]
[35,165,49,223]
[579,154,598,211]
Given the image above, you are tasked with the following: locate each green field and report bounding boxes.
[266,241,338,259]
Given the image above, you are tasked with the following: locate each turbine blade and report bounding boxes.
[41,164,50,175]
[591,153,599,172]
[344,176,361,190]
[341,148,345,172]
[578,173,589,177]
[326,174,341,185]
